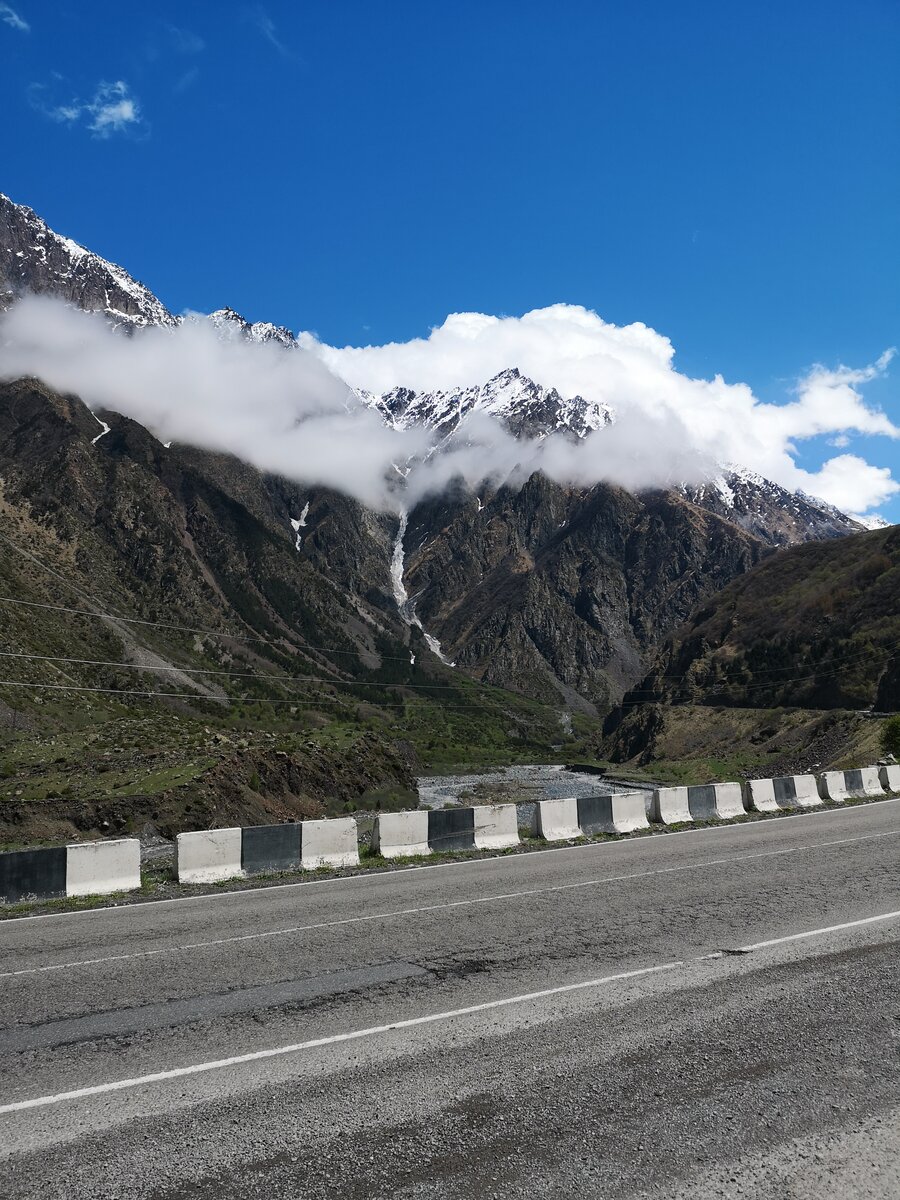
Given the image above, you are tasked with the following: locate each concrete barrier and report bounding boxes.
[373,811,430,858]
[66,838,141,896]
[427,807,476,852]
[1,839,143,903]
[531,797,581,841]
[743,779,781,813]
[746,776,823,811]
[301,817,359,869]
[241,822,302,875]
[878,764,900,793]
[650,787,692,825]
[473,803,519,850]
[176,827,243,884]
[778,775,823,809]
[0,846,67,903]
[687,783,745,821]
[818,768,885,802]
[577,792,649,835]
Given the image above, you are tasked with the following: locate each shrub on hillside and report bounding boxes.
[880,715,900,758]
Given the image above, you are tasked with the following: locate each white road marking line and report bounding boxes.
[0,959,686,1114]
[2,829,899,979]
[733,908,900,953]
[2,795,898,929]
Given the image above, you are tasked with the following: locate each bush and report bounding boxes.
[881,715,900,757]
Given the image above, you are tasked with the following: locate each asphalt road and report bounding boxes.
[1,800,899,1198]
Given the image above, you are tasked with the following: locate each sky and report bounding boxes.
[1,1,899,518]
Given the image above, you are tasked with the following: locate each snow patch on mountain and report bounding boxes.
[390,511,454,665]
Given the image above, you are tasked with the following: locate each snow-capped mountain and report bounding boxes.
[0,190,873,548]
[207,306,297,349]
[355,367,614,441]
[0,192,175,328]
[683,468,863,545]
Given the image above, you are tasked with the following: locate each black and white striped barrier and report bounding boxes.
[879,764,900,792]
[817,768,884,802]
[744,775,822,812]
[176,818,359,883]
[0,838,141,904]
[531,792,649,840]
[650,783,747,825]
[373,803,519,859]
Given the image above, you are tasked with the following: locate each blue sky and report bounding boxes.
[2,1,899,518]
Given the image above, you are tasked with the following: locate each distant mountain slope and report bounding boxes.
[0,193,174,327]
[0,191,876,712]
[603,524,900,760]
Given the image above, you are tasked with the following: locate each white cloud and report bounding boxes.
[0,297,896,518]
[303,304,899,514]
[0,4,28,32]
[31,79,143,138]
[0,297,427,510]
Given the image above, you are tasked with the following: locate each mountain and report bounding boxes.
[0,191,872,716]
[0,193,174,328]
[207,306,297,349]
[603,523,900,763]
[356,367,614,441]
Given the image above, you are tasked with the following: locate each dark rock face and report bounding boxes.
[402,475,764,710]
[602,525,900,758]
[0,192,174,326]
[0,377,409,684]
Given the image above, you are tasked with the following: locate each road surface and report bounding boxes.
[1,800,899,1198]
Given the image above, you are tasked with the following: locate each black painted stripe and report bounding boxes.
[576,794,614,835]
[427,808,475,852]
[844,769,864,795]
[0,846,67,903]
[241,823,302,875]
[773,777,797,804]
[687,784,718,819]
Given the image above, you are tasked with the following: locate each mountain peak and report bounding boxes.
[0,192,175,328]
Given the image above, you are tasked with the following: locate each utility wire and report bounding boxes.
[0,677,534,712]
[0,649,474,691]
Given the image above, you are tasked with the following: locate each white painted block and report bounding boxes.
[532,797,581,841]
[859,767,885,797]
[650,787,692,824]
[176,827,243,884]
[713,783,745,819]
[603,791,650,834]
[301,817,359,870]
[744,779,779,813]
[818,772,847,801]
[473,803,519,851]
[878,764,900,793]
[373,811,430,858]
[66,838,141,897]
[792,776,823,808]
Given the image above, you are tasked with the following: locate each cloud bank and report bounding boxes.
[0,297,426,508]
[0,296,896,516]
[303,305,899,514]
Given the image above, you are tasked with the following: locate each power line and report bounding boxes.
[0,530,437,665]
[0,678,540,713]
[0,649,474,691]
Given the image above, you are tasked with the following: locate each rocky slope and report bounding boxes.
[0,191,871,713]
[603,524,900,762]
[0,193,174,327]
